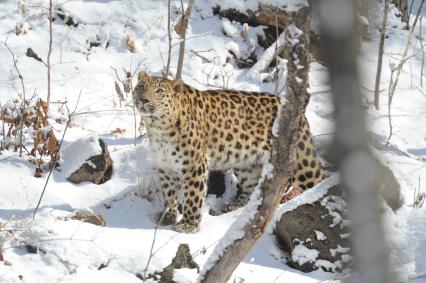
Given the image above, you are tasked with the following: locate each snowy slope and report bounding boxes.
[0,0,425,282]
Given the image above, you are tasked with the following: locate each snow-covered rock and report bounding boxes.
[276,184,350,272]
[62,136,113,184]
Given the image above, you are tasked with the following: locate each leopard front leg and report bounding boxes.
[173,162,208,233]
[155,168,180,226]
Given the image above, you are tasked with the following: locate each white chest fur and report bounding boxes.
[147,126,183,172]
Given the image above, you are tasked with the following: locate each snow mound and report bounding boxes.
[291,244,319,266]
[173,268,199,283]
[60,136,102,178]
[60,268,142,283]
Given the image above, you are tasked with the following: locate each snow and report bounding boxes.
[222,19,239,38]
[320,195,347,228]
[174,268,199,283]
[291,244,319,265]
[60,268,143,283]
[314,230,327,241]
[0,0,426,282]
[330,245,350,257]
[60,135,101,178]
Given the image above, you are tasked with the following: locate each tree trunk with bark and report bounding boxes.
[198,6,311,283]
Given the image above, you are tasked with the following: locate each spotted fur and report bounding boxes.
[133,72,325,233]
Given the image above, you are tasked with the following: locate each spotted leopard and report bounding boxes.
[133,72,325,233]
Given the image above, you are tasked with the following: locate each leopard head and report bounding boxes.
[133,72,182,117]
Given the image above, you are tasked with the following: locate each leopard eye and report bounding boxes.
[156,88,166,95]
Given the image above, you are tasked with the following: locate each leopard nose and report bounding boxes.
[141,97,150,104]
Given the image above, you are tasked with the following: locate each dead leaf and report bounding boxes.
[111,128,126,134]
[3,260,12,266]
[281,187,304,203]
[126,35,136,53]
[174,16,184,37]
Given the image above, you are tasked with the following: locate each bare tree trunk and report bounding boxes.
[198,7,311,283]
[374,0,390,110]
[319,1,398,282]
[164,0,172,79]
[46,0,53,104]
[175,0,195,80]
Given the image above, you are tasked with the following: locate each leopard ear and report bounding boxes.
[138,71,148,82]
[172,79,184,92]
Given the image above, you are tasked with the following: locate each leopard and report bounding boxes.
[133,71,325,233]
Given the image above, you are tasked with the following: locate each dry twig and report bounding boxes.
[32,90,82,219]
[386,0,425,145]
[2,39,26,157]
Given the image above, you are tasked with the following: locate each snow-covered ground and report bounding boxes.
[0,0,425,282]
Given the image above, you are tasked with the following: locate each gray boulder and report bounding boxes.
[276,185,350,272]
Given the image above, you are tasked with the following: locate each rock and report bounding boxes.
[159,244,199,283]
[26,244,39,254]
[70,210,106,226]
[276,186,350,272]
[65,138,113,185]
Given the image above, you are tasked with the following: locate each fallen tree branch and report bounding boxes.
[247,31,286,80]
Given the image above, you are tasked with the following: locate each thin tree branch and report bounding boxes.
[386,0,425,145]
[374,0,390,110]
[2,39,26,157]
[32,90,82,219]
[165,0,172,79]
[46,0,53,104]
[175,0,196,80]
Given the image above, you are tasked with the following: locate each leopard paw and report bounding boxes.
[221,200,245,213]
[153,210,177,226]
[172,220,200,233]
